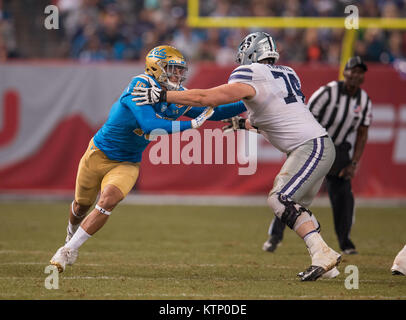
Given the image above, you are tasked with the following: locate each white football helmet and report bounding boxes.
[236,31,279,65]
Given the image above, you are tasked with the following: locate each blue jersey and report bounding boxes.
[94,73,246,163]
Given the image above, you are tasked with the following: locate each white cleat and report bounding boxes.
[391,264,405,276]
[322,267,340,279]
[391,245,406,276]
[50,246,78,273]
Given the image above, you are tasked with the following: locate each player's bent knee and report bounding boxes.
[96,193,122,212]
[267,193,286,218]
[97,185,124,212]
[268,194,315,230]
[72,200,91,218]
[75,196,95,207]
[96,197,119,213]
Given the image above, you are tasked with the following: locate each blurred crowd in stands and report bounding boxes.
[0,0,405,65]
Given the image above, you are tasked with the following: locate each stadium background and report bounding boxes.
[0,0,406,201]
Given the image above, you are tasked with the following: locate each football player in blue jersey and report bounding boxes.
[50,45,247,272]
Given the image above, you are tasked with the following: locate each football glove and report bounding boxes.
[222,116,247,133]
[191,107,214,129]
[131,82,166,105]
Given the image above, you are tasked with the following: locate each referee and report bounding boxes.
[263,56,372,255]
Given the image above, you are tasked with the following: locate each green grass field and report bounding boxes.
[0,201,405,300]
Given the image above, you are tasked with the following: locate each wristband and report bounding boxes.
[160,90,167,102]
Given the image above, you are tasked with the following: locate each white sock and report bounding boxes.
[304,232,328,257]
[68,220,80,235]
[65,226,91,250]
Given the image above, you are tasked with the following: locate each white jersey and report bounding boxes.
[228,63,327,153]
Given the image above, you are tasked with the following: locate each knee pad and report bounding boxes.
[269,194,319,231]
[278,194,305,229]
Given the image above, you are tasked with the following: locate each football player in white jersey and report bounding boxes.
[132,32,341,281]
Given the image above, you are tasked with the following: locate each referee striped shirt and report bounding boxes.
[308,81,372,146]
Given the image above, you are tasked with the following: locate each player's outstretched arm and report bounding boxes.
[166,83,254,107]
[132,83,255,107]
[184,101,247,121]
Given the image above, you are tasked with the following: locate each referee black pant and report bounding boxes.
[268,176,356,252]
[325,174,356,251]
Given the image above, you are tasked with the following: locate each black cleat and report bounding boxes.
[299,265,326,281]
[299,255,342,281]
[391,270,404,276]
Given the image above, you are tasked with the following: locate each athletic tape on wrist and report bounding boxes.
[95,204,112,216]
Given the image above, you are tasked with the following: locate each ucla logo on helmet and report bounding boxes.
[148,48,167,59]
